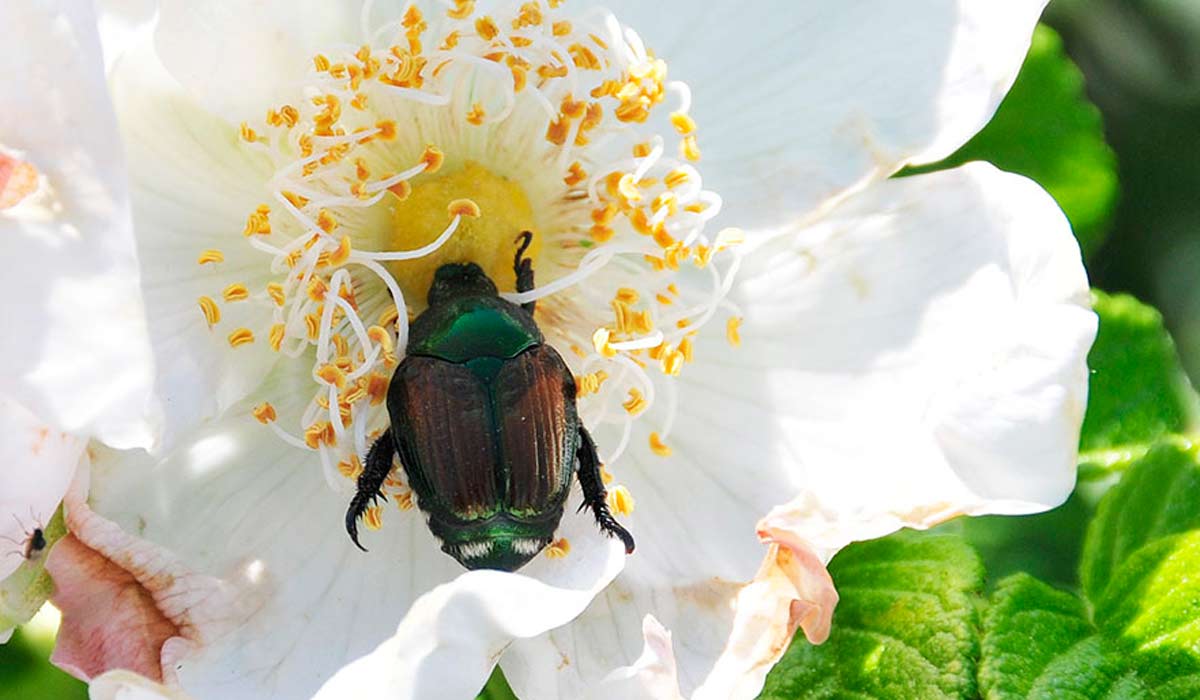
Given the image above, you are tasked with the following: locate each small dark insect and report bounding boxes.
[346,231,635,571]
[2,512,48,562]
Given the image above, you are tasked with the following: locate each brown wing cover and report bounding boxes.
[390,357,498,519]
[494,345,576,514]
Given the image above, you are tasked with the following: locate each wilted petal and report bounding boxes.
[0,3,157,449]
[603,0,1047,229]
[48,493,248,684]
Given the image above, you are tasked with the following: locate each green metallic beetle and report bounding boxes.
[346,231,635,571]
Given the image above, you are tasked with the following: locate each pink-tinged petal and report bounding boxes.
[594,616,684,700]
[0,151,39,210]
[90,670,196,700]
[47,496,252,683]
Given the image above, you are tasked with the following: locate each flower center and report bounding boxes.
[387,162,539,310]
[194,1,747,543]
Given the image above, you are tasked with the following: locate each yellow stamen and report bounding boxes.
[649,432,672,457]
[267,282,285,306]
[545,538,570,559]
[669,112,697,136]
[197,296,220,328]
[623,388,647,416]
[227,328,255,347]
[197,249,224,265]
[727,317,743,347]
[339,454,363,480]
[252,402,277,424]
[592,327,617,358]
[268,323,286,351]
[607,485,635,516]
[222,283,249,303]
[316,364,347,389]
[681,135,701,161]
[420,145,445,173]
[448,198,482,218]
[364,505,384,530]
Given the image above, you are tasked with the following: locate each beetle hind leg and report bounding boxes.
[514,231,536,314]
[346,428,396,552]
[576,426,635,554]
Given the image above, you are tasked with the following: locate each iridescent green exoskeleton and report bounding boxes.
[346,232,635,571]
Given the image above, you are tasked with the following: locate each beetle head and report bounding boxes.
[428,263,499,307]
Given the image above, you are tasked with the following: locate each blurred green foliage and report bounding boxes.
[0,623,86,700]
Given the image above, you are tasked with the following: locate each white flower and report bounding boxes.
[0,1,158,641]
[7,1,1095,698]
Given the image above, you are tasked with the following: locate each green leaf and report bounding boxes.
[978,574,1094,699]
[759,530,984,700]
[1080,293,1197,460]
[476,667,518,700]
[1094,530,1200,656]
[1080,440,1200,603]
[905,25,1118,254]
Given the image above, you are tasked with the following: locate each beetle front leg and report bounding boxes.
[514,230,536,315]
[576,426,635,554]
[346,428,396,552]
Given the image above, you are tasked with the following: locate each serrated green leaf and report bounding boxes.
[979,573,1095,699]
[1080,440,1200,603]
[1095,530,1200,656]
[905,25,1118,254]
[759,531,983,700]
[1079,293,1197,460]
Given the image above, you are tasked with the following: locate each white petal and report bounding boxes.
[87,361,623,699]
[0,397,83,582]
[0,3,157,448]
[725,162,1094,557]
[505,163,1093,698]
[90,670,196,700]
[110,38,281,449]
[154,0,364,121]
[314,538,623,700]
[603,0,1047,229]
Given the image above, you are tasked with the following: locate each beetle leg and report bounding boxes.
[514,231,536,314]
[576,426,635,554]
[346,428,396,552]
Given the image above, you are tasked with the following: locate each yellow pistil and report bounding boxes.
[649,432,672,457]
[545,538,570,559]
[606,485,635,516]
[252,402,277,424]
